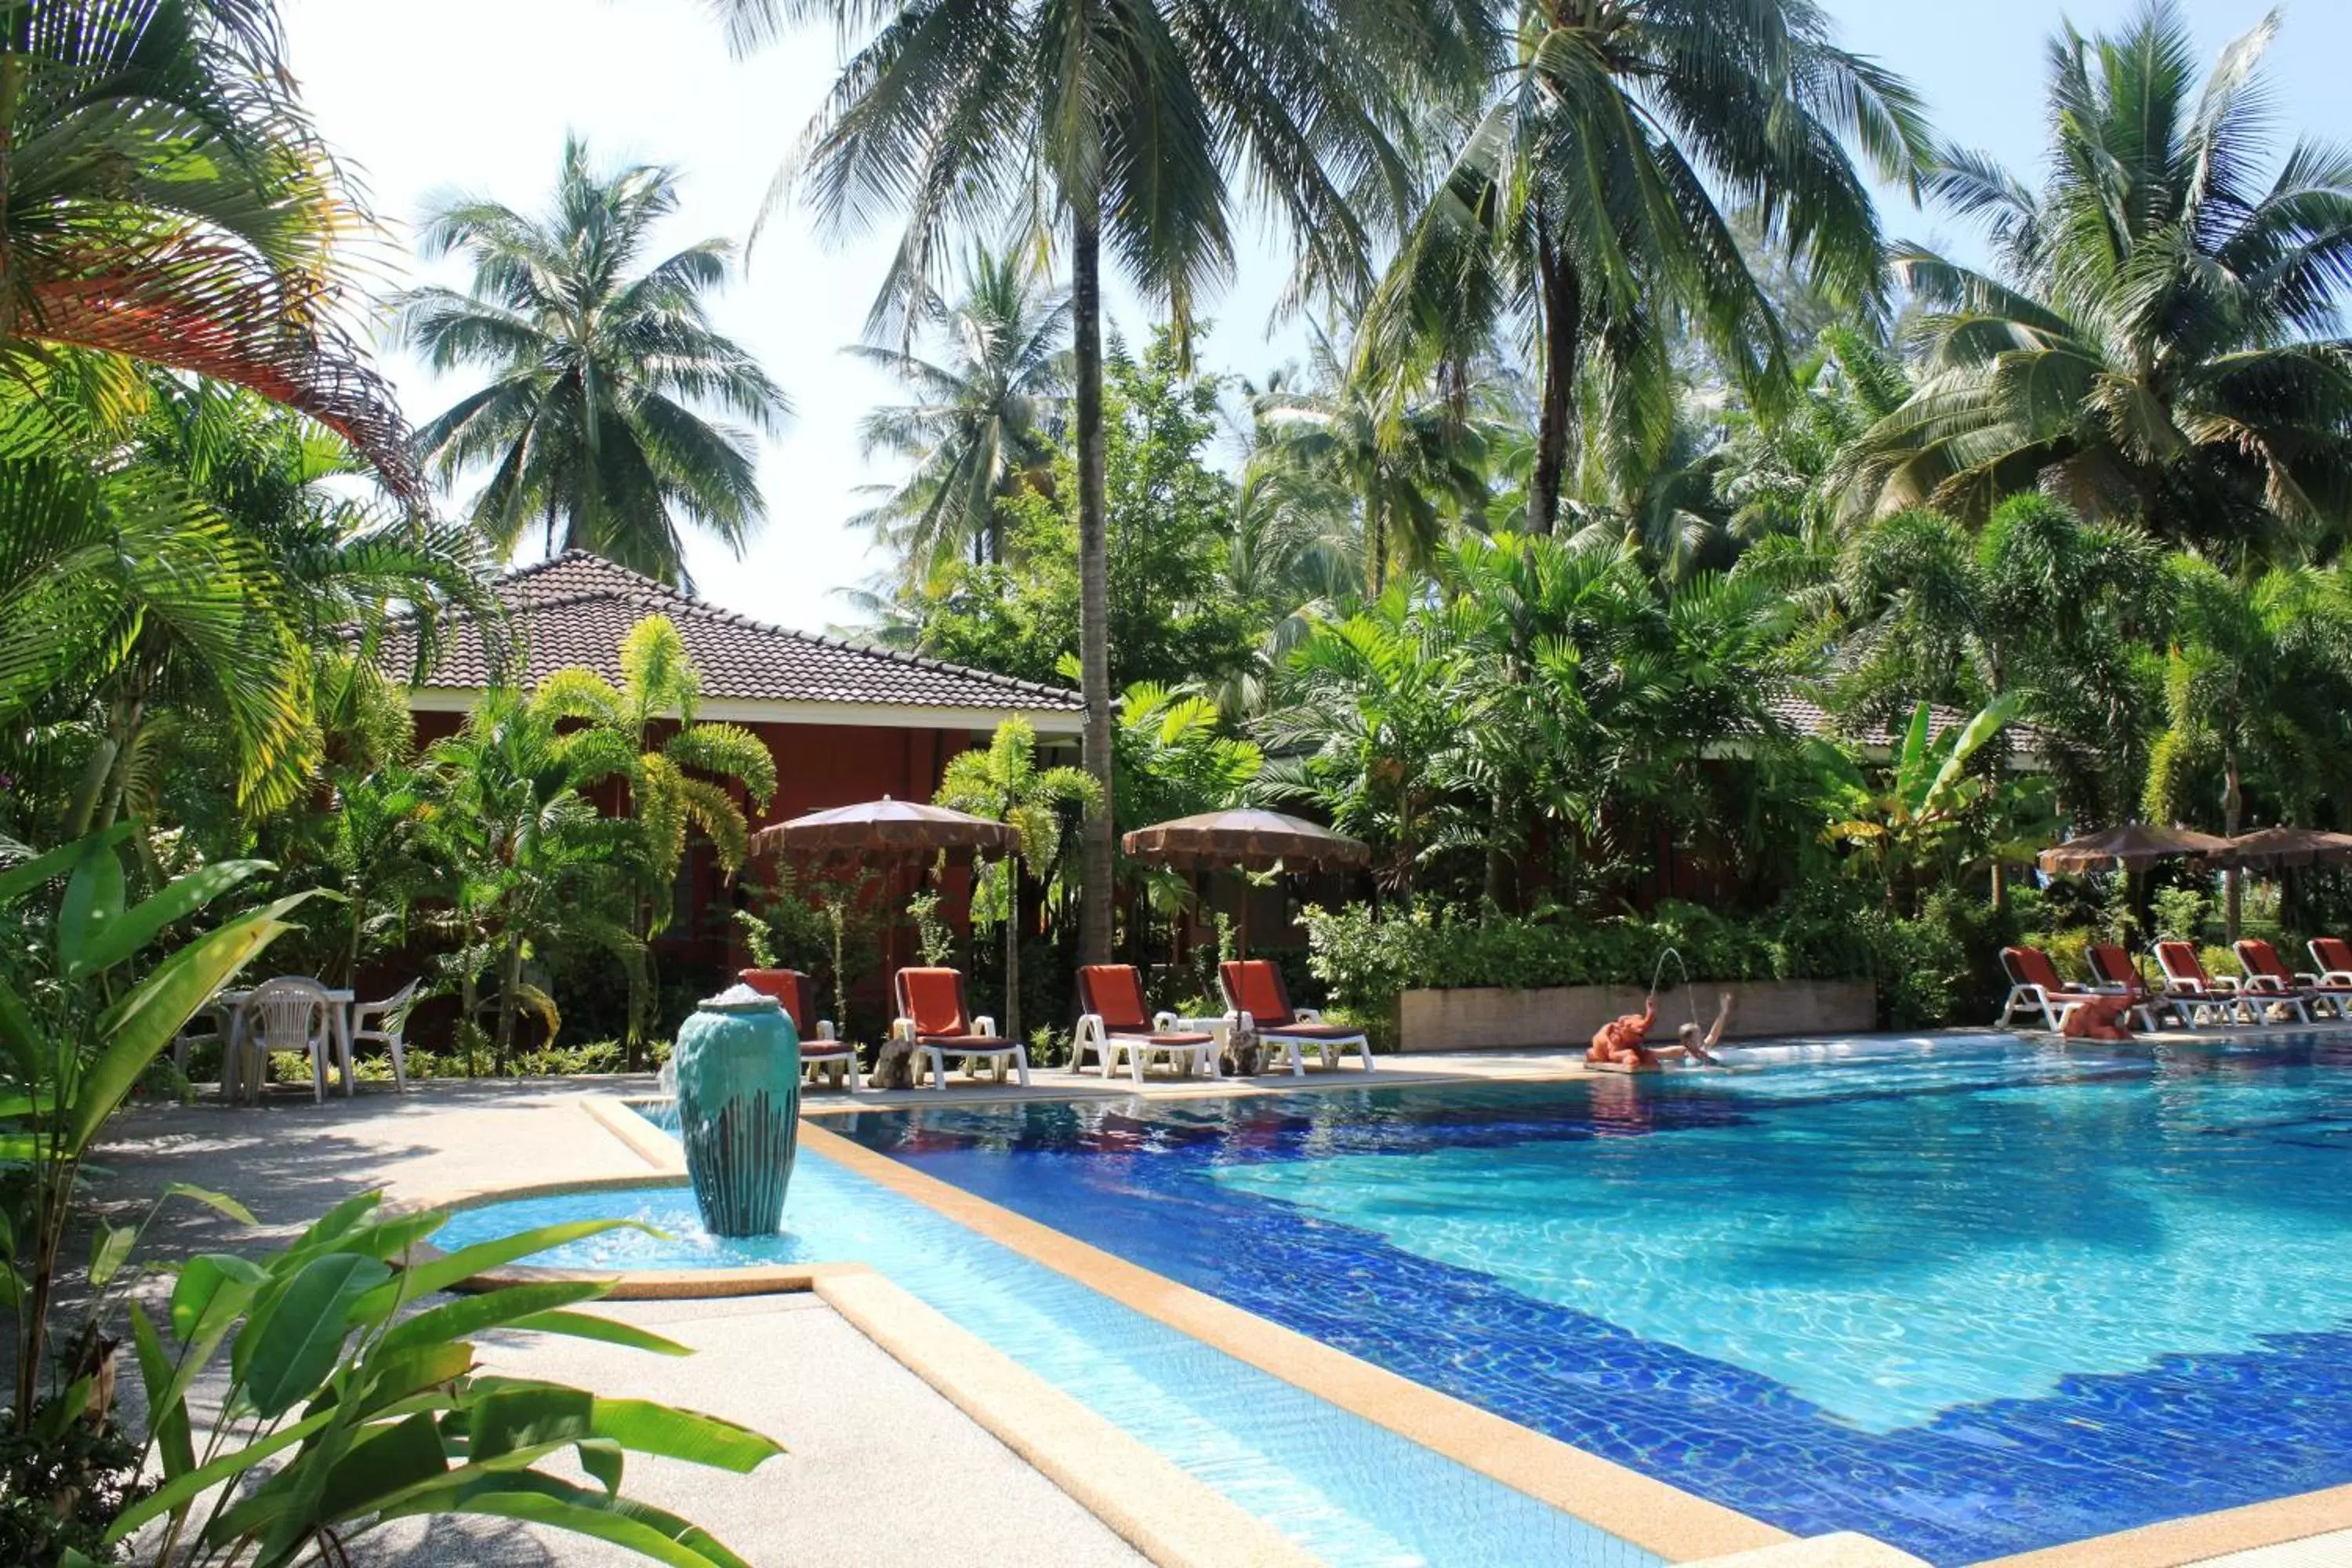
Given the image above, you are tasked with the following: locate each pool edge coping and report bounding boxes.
[1967,1482,2352,1567]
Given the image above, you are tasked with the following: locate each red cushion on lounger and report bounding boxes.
[1258,1022,1363,1040]
[2003,946,2074,995]
[914,1034,1011,1050]
[1078,965,1153,1033]
[739,968,814,1035]
[2237,940,2292,985]
[2155,941,2208,987]
[898,968,971,1038]
[2088,944,2139,988]
[2315,937,2352,975]
[1221,960,1294,1028]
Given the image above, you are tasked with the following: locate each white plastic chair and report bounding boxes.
[348,978,419,1091]
[242,978,346,1103]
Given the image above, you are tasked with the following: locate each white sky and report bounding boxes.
[282,0,2351,633]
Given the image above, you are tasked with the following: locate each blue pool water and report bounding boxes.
[434,1136,1655,1568]
[833,1035,2352,1565]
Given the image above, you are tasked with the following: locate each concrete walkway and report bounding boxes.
[93,1082,1145,1567]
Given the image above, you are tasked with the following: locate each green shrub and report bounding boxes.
[2152,887,2211,943]
[1305,886,1903,1042]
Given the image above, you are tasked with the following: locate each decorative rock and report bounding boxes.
[671,983,800,1236]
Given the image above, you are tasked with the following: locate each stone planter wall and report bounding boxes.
[1396,979,1878,1054]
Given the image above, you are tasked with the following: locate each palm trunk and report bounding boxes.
[1004,865,1023,1049]
[1528,230,1581,536]
[495,938,523,1073]
[1073,193,1115,965]
[2223,748,2244,943]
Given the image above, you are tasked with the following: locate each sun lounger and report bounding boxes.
[740,967,859,1091]
[2234,939,2351,1022]
[2154,940,2300,1026]
[1074,965,1218,1083]
[2309,936,2352,986]
[894,967,1029,1091]
[1218,960,1373,1076]
[2085,944,2184,1030]
[1998,946,2096,1031]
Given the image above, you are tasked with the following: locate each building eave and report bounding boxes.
[405,686,1087,736]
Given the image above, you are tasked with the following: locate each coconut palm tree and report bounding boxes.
[1844,2,2352,560]
[1360,1,1933,539]
[394,137,791,588]
[0,0,416,492]
[716,0,1490,962]
[1252,322,1493,593]
[851,245,1068,586]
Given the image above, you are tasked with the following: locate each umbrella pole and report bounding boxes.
[1236,870,1250,960]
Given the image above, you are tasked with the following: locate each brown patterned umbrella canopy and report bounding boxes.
[751,797,1015,865]
[1121,809,1370,873]
[2037,822,2234,873]
[2212,826,2352,869]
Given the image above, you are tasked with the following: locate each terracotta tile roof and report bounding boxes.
[386,551,1083,715]
[1762,692,2055,758]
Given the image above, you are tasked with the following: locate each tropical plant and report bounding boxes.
[934,720,1100,1045]
[0,443,317,833]
[0,826,321,1432]
[725,0,1489,964]
[394,136,792,587]
[1440,533,1801,904]
[1264,587,1469,902]
[0,0,416,489]
[1250,321,1491,592]
[894,332,1261,699]
[849,245,1068,584]
[1820,495,2172,822]
[103,1191,781,1567]
[1361,0,1932,537]
[1822,699,2033,910]
[0,376,488,846]
[1114,684,1264,926]
[2143,559,2352,938]
[419,691,645,1069]
[1843,2,2352,560]
[533,617,779,1065]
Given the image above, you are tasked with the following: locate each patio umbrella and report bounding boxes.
[2036,822,2234,873]
[1121,809,1368,955]
[1120,809,1370,873]
[751,797,1016,866]
[750,798,1017,1003]
[2210,826,2352,870]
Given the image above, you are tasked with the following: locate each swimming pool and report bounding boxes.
[434,1127,1659,1568]
[836,1035,2352,1565]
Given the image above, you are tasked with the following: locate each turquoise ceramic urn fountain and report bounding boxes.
[671,984,800,1237]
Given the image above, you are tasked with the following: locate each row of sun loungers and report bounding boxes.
[736,958,1373,1092]
[1999,938,2352,1033]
